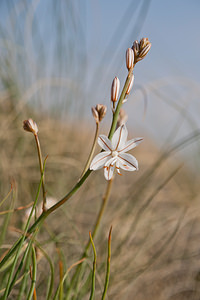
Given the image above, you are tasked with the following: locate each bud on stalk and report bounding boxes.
[92,104,107,123]
[91,107,99,124]
[126,74,134,95]
[126,48,134,70]
[139,43,152,59]
[23,118,38,135]
[96,104,107,122]
[111,77,120,103]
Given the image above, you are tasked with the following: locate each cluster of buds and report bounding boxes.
[91,104,107,124]
[132,37,151,63]
[23,118,38,135]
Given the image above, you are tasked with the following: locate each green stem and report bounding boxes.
[68,178,113,299]
[101,226,112,300]
[27,246,37,300]
[89,232,97,300]
[80,122,99,178]
[34,133,46,211]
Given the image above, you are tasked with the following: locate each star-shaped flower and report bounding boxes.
[90,125,143,180]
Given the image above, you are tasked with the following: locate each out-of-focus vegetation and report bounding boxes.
[1,1,200,300]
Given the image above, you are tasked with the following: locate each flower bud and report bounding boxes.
[96,104,107,122]
[92,104,107,123]
[132,40,139,53]
[91,106,99,123]
[111,77,120,103]
[23,118,38,135]
[126,74,134,96]
[139,43,151,59]
[132,40,139,58]
[126,48,134,70]
[140,37,148,49]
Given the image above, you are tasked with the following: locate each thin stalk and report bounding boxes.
[34,133,46,211]
[80,122,99,177]
[101,226,112,300]
[0,184,12,208]
[33,243,54,300]
[68,178,113,299]
[53,258,85,300]
[58,249,64,300]
[17,245,32,300]
[27,246,37,300]
[89,232,97,300]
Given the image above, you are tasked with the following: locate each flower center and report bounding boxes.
[111,150,118,158]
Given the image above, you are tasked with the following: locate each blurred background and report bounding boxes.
[1,1,200,299]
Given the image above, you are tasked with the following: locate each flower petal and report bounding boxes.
[98,135,112,151]
[112,124,128,151]
[90,152,111,170]
[118,137,143,153]
[118,153,138,171]
[104,158,116,180]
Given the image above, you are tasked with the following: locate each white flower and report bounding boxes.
[90,125,143,180]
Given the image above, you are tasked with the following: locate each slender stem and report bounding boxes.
[85,178,113,253]
[27,246,37,300]
[17,245,32,300]
[68,178,113,299]
[53,259,85,300]
[89,232,96,300]
[101,226,112,300]
[58,248,64,300]
[80,122,99,178]
[34,133,46,211]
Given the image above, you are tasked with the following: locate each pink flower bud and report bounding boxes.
[126,74,134,95]
[126,48,134,70]
[111,77,120,103]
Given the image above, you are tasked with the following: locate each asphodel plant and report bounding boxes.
[0,38,151,299]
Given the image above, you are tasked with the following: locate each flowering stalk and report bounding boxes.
[23,119,47,211]
[0,39,151,275]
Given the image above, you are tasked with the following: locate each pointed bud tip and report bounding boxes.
[126,48,134,70]
[111,77,120,103]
